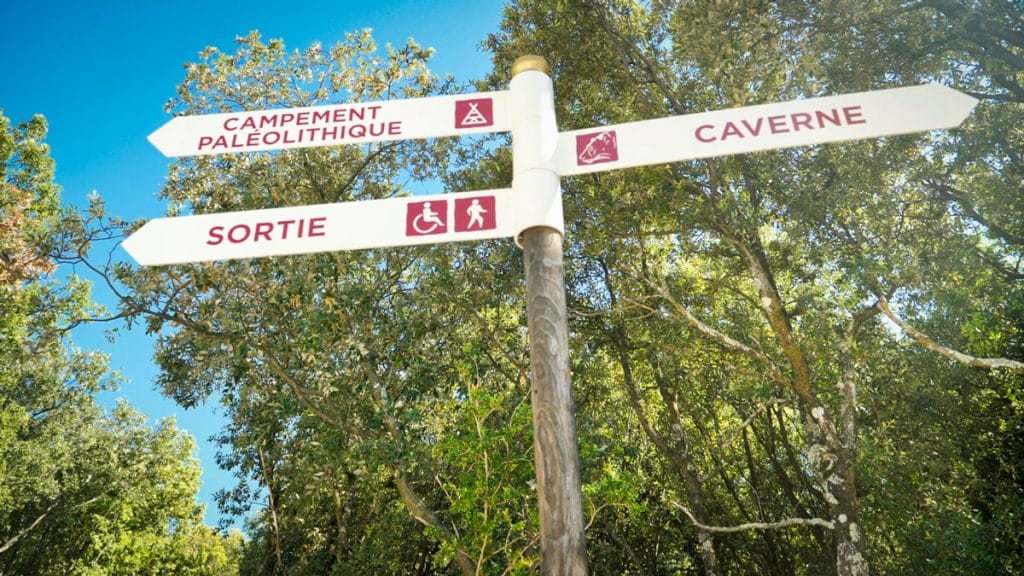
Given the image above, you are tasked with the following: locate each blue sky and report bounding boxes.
[2,0,505,528]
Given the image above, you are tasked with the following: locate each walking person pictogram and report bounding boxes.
[454,196,497,232]
[465,199,487,229]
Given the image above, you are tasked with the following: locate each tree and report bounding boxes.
[1,110,241,575]
[115,31,515,575]
[482,0,1023,574]
[110,3,1023,574]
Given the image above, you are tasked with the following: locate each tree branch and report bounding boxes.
[647,276,790,388]
[360,357,477,576]
[838,303,882,451]
[924,180,1024,247]
[716,399,788,455]
[0,494,102,555]
[699,398,788,484]
[671,502,834,533]
[0,501,59,554]
[582,0,687,115]
[878,296,1024,373]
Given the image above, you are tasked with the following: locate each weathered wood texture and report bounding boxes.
[522,226,589,575]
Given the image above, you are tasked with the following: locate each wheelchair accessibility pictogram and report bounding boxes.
[406,200,448,236]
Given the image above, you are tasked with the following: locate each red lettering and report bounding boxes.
[695,124,716,143]
[843,105,866,125]
[768,115,790,134]
[207,218,327,245]
[816,109,842,127]
[223,117,239,131]
[720,122,744,140]
[741,118,764,136]
[309,217,327,237]
[691,104,866,148]
[254,222,274,241]
[198,136,213,150]
[277,220,295,239]
[791,112,813,131]
[388,121,402,135]
[228,224,251,243]
[207,226,225,245]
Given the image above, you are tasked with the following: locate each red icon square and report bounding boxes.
[455,98,494,129]
[406,200,448,236]
[454,196,497,232]
[576,130,618,166]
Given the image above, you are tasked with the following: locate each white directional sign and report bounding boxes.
[148,91,510,157]
[559,85,978,176]
[133,82,978,266]
[122,189,514,266]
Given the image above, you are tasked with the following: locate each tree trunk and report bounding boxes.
[650,354,721,576]
[758,407,835,567]
[729,231,871,575]
[609,324,719,576]
[258,445,286,575]
[362,358,477,576]
[394,469,477,576]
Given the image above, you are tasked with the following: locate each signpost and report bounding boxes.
[510,56,588,574]
[132,55,978,576]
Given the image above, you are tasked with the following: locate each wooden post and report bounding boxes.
[511,55,589,575]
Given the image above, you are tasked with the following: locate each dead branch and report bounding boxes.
[878,296,1024,373]
[672,502,835,533]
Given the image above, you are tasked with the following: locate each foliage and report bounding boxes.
[0,110,241,575]
[112,2,1023,575]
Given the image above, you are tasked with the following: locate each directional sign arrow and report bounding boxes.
[122,189,515,266]
[149,91,510,157]
[559,85,978,176]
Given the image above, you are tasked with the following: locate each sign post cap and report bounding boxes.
[511,55,551,78]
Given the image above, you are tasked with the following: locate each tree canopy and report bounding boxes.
[0,110,242,575]
[11,0,1021,574]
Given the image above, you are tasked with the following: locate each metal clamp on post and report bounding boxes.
[510,56,563,247]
